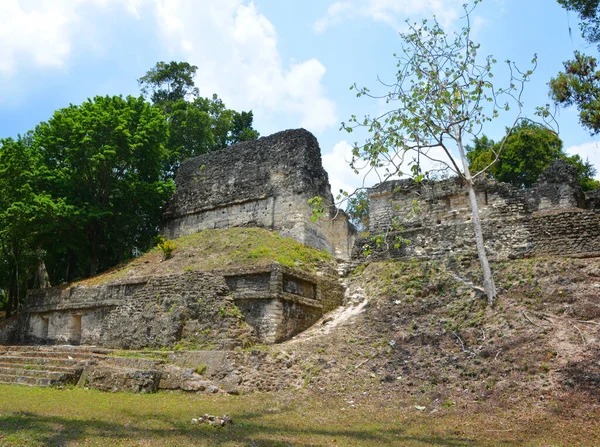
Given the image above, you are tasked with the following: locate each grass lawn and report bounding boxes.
[0,385,598,446]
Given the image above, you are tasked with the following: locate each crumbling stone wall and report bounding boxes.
[163,129,355,259]
[21,264,344,348]
[361,160,600,261]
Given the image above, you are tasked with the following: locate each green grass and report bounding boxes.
[79,228,334,287]
[0,385,598,446]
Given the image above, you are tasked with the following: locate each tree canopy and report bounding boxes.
[34,95,174,278]
[0,61,263,315]
[0,134,68,315]
[0,95,174,315]
[552,1,600,134]
[468,121,599,189]
[139,61,259,177]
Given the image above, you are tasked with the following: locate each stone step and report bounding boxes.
[0,355,81,368]
[0,350,97,360]
[0,366,79,381]
[100,355,165,369]
[0,345,112,356]
[0,361,76,374]
[0,372,63,387]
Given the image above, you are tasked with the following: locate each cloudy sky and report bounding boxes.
[1,0,599,197]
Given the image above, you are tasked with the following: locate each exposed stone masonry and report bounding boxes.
[360,160,600,261]
[3,130,600,395]
[163,129,355,260]
[22,263,343,348]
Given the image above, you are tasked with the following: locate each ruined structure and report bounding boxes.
[7,129,350,352]
[22,262,343,348]
[2,130,600,394]
[361,160,600,260]
[163,129,355,260]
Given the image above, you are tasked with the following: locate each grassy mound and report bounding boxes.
[79,227,334,286]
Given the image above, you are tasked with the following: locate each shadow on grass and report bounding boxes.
[0,409,522,447]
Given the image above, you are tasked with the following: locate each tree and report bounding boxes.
[139,62,259,177]
[468,122,599,190]
[0,135,67,315]
[343,3,539,304]
[138,61,199,106]
[345,190,370,231]
[550,51,600,134]
[552,2,600,134]
[557,0,600,45]
[468,122,563,188]
[34,95,174,278]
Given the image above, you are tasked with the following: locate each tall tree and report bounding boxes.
[550,51,600,134]
[34,95,174,278]
[552,1,600,133]
[0,135,67,314]
[138,61,200,106]
[468,122,599,189]
[343,3,540,304]
[468,122,563,188]
[139,62,259,177]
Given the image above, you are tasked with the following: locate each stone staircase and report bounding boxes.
[0,345,108,388]
[0,345,226,394]
[0,344,301,394]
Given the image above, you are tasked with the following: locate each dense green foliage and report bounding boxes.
[0,135,68,315]
[0,95,174,314]
[35,95,174,278]
[552,2,600,134]
[0,61,261,314]
[467,121,599,189]
[550,51,600,135]
[139,61,259,177]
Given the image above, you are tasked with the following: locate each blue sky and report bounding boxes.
[1,0,599,196]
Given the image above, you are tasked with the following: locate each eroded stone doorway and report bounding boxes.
[70,314,82,345]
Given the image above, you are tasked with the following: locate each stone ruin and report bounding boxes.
[361,159,600,261]
[3,131,600,351]
[7,129,350,350]
[1,129,600,394]
[163,128,355,260]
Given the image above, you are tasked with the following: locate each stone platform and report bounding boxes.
[0,344,305,394]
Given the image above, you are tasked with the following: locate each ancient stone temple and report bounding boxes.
[4,129,349,350]
[163,128,355,260]
[361,160,600,260]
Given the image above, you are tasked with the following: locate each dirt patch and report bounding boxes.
[276,256,600,413]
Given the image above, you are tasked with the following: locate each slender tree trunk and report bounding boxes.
[465,182,497,303]
[455,127,497,305]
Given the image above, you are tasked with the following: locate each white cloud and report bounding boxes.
[322,141,365,199]
[0,0,73,74]
[322,139,455,205]
[150,1,337,133]
[314,0,466,33]
[566,141,600,179]
[0,0,338,134]
[0,0,146,75]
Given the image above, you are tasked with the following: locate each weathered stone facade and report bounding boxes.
[163,129,355,260]
[360,160,600,260]
[20,263,343,348]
